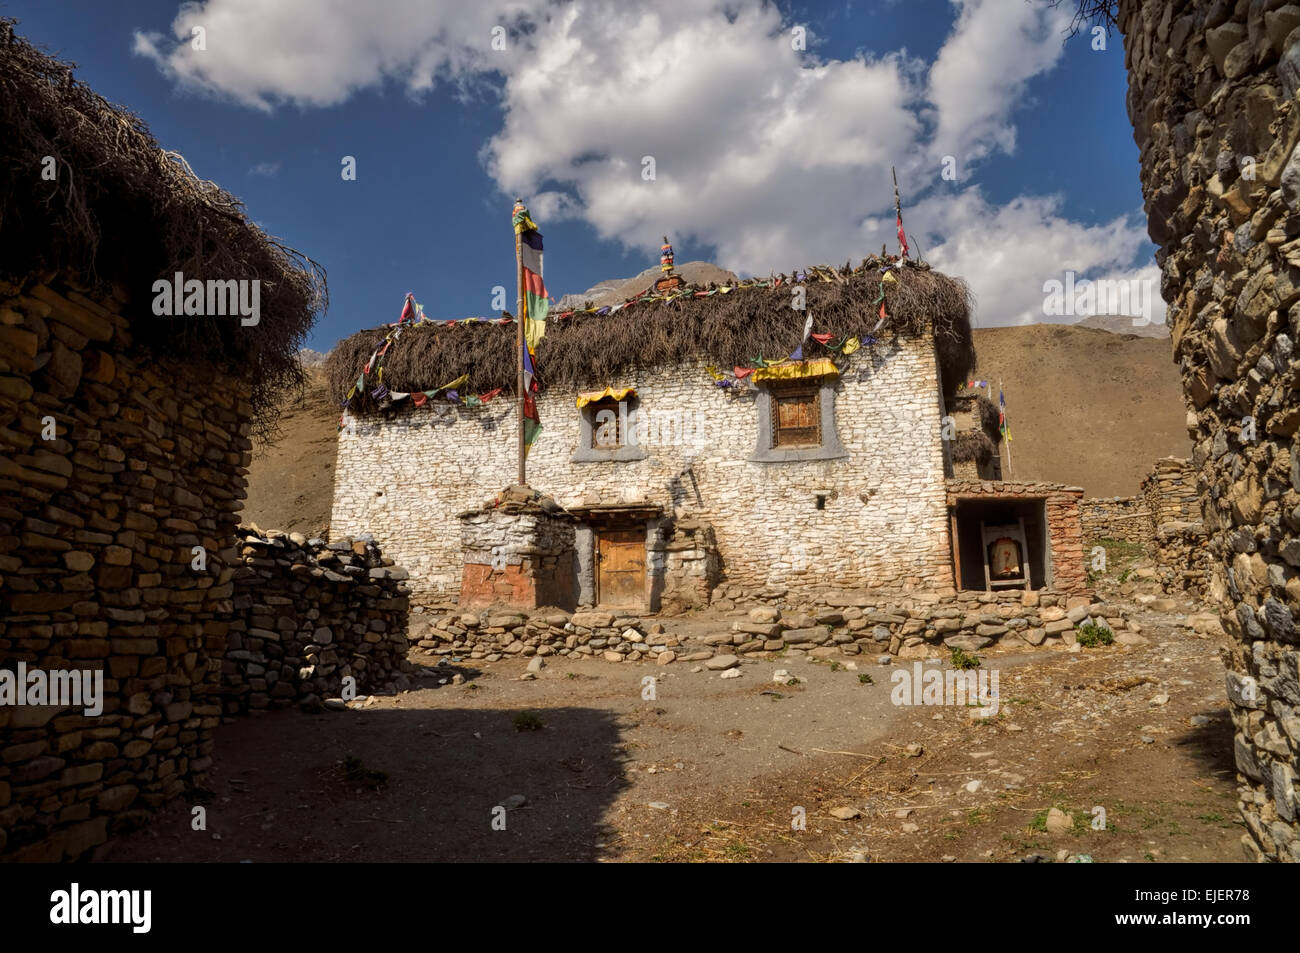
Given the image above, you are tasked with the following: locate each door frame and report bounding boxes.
[594,524,647,608]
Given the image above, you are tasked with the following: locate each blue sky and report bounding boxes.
[3,0,1156,350]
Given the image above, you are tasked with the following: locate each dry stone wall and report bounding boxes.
[221,530,412,714]
[1141,457,1202,525]
[1120,0,1300,860]
[0,278,249,861]
[458,508,578,609]
[407,585,1134,664]
[1080,496,1151,544]
[660,519,722,611]
[332,341,954,604]
[1142,458,1211,596]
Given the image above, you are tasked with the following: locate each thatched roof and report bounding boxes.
[329,257,976,417]
[0,19,326,438]
[952,430,996,465]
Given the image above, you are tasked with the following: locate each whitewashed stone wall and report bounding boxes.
[331,337,952,603]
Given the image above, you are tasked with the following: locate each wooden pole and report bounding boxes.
[1000,379,1013,480]
[892,165,905,259]
[516,227,526,488]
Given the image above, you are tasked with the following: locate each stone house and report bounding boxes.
[329,258,1088,611]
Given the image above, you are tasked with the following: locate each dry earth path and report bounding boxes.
[103,595,1240,863]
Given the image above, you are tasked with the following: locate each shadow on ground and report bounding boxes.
[100,702,630,863]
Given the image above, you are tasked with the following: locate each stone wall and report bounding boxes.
[0,278,249,861]
[458,507,577,610]
[1120,0,1300,860]
[220,530,412,714]
[332,341,954,604]
[1080,496,1151,544]
[1141,458,1211,596]
[660,519,722,611]
[1141,457,1202,526]
[406,585,1132,664]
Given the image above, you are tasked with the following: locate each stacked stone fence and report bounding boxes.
[1141,457,1202,526]
[1080,496,1152,544]
[0,277,412,861]
[220,530,412,714]
[0,278,248,862]
[407,584,1138,664]
[1080,459,1212,599]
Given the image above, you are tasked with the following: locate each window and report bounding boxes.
[771,383,821,448]
[572,388,648,463]
[748,370,846,464]
[591,397,625,449]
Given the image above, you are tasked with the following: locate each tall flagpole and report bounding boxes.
[516,210,526,487]
[892,165,906,259]
[1000,378,1013,480]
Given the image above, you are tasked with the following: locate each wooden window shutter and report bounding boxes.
[590,397,623,448]
[771,384,820,448]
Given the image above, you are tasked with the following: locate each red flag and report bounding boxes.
[896,211,909,259]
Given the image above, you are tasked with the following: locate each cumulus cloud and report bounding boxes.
[926,0,1073,165]
[917,190,1165,327]
[131,0,1154,327]
[131,0,538,109]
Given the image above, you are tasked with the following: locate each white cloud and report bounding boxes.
[132,0,538,110]
[483,1,924,271]
[925,0,1073,165]
[131,0,1153,329]
[917,190,1165,327]
[248,161,281,176]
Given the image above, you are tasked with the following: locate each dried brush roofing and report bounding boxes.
[329,257,976,417]
[0,19,326,438]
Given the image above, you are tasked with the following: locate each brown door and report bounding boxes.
[596,528,645,607]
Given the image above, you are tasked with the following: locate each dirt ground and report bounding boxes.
[102,592,1242,864]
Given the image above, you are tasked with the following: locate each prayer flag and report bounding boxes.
[513,201,548,350]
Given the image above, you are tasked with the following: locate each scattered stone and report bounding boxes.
[705,654,740,670]
[1045,808,1073,834]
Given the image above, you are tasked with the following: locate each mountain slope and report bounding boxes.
[970,323,1190,497]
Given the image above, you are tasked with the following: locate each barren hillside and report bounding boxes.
[970,323,1190,496]
[241,367,338,538]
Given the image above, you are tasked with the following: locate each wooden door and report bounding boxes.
[596,528,645,607]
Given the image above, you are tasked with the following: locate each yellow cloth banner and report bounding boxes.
[751,358,839,382]
[436,373,469,394]
[576,386,636,408]
[525,315,545,353]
